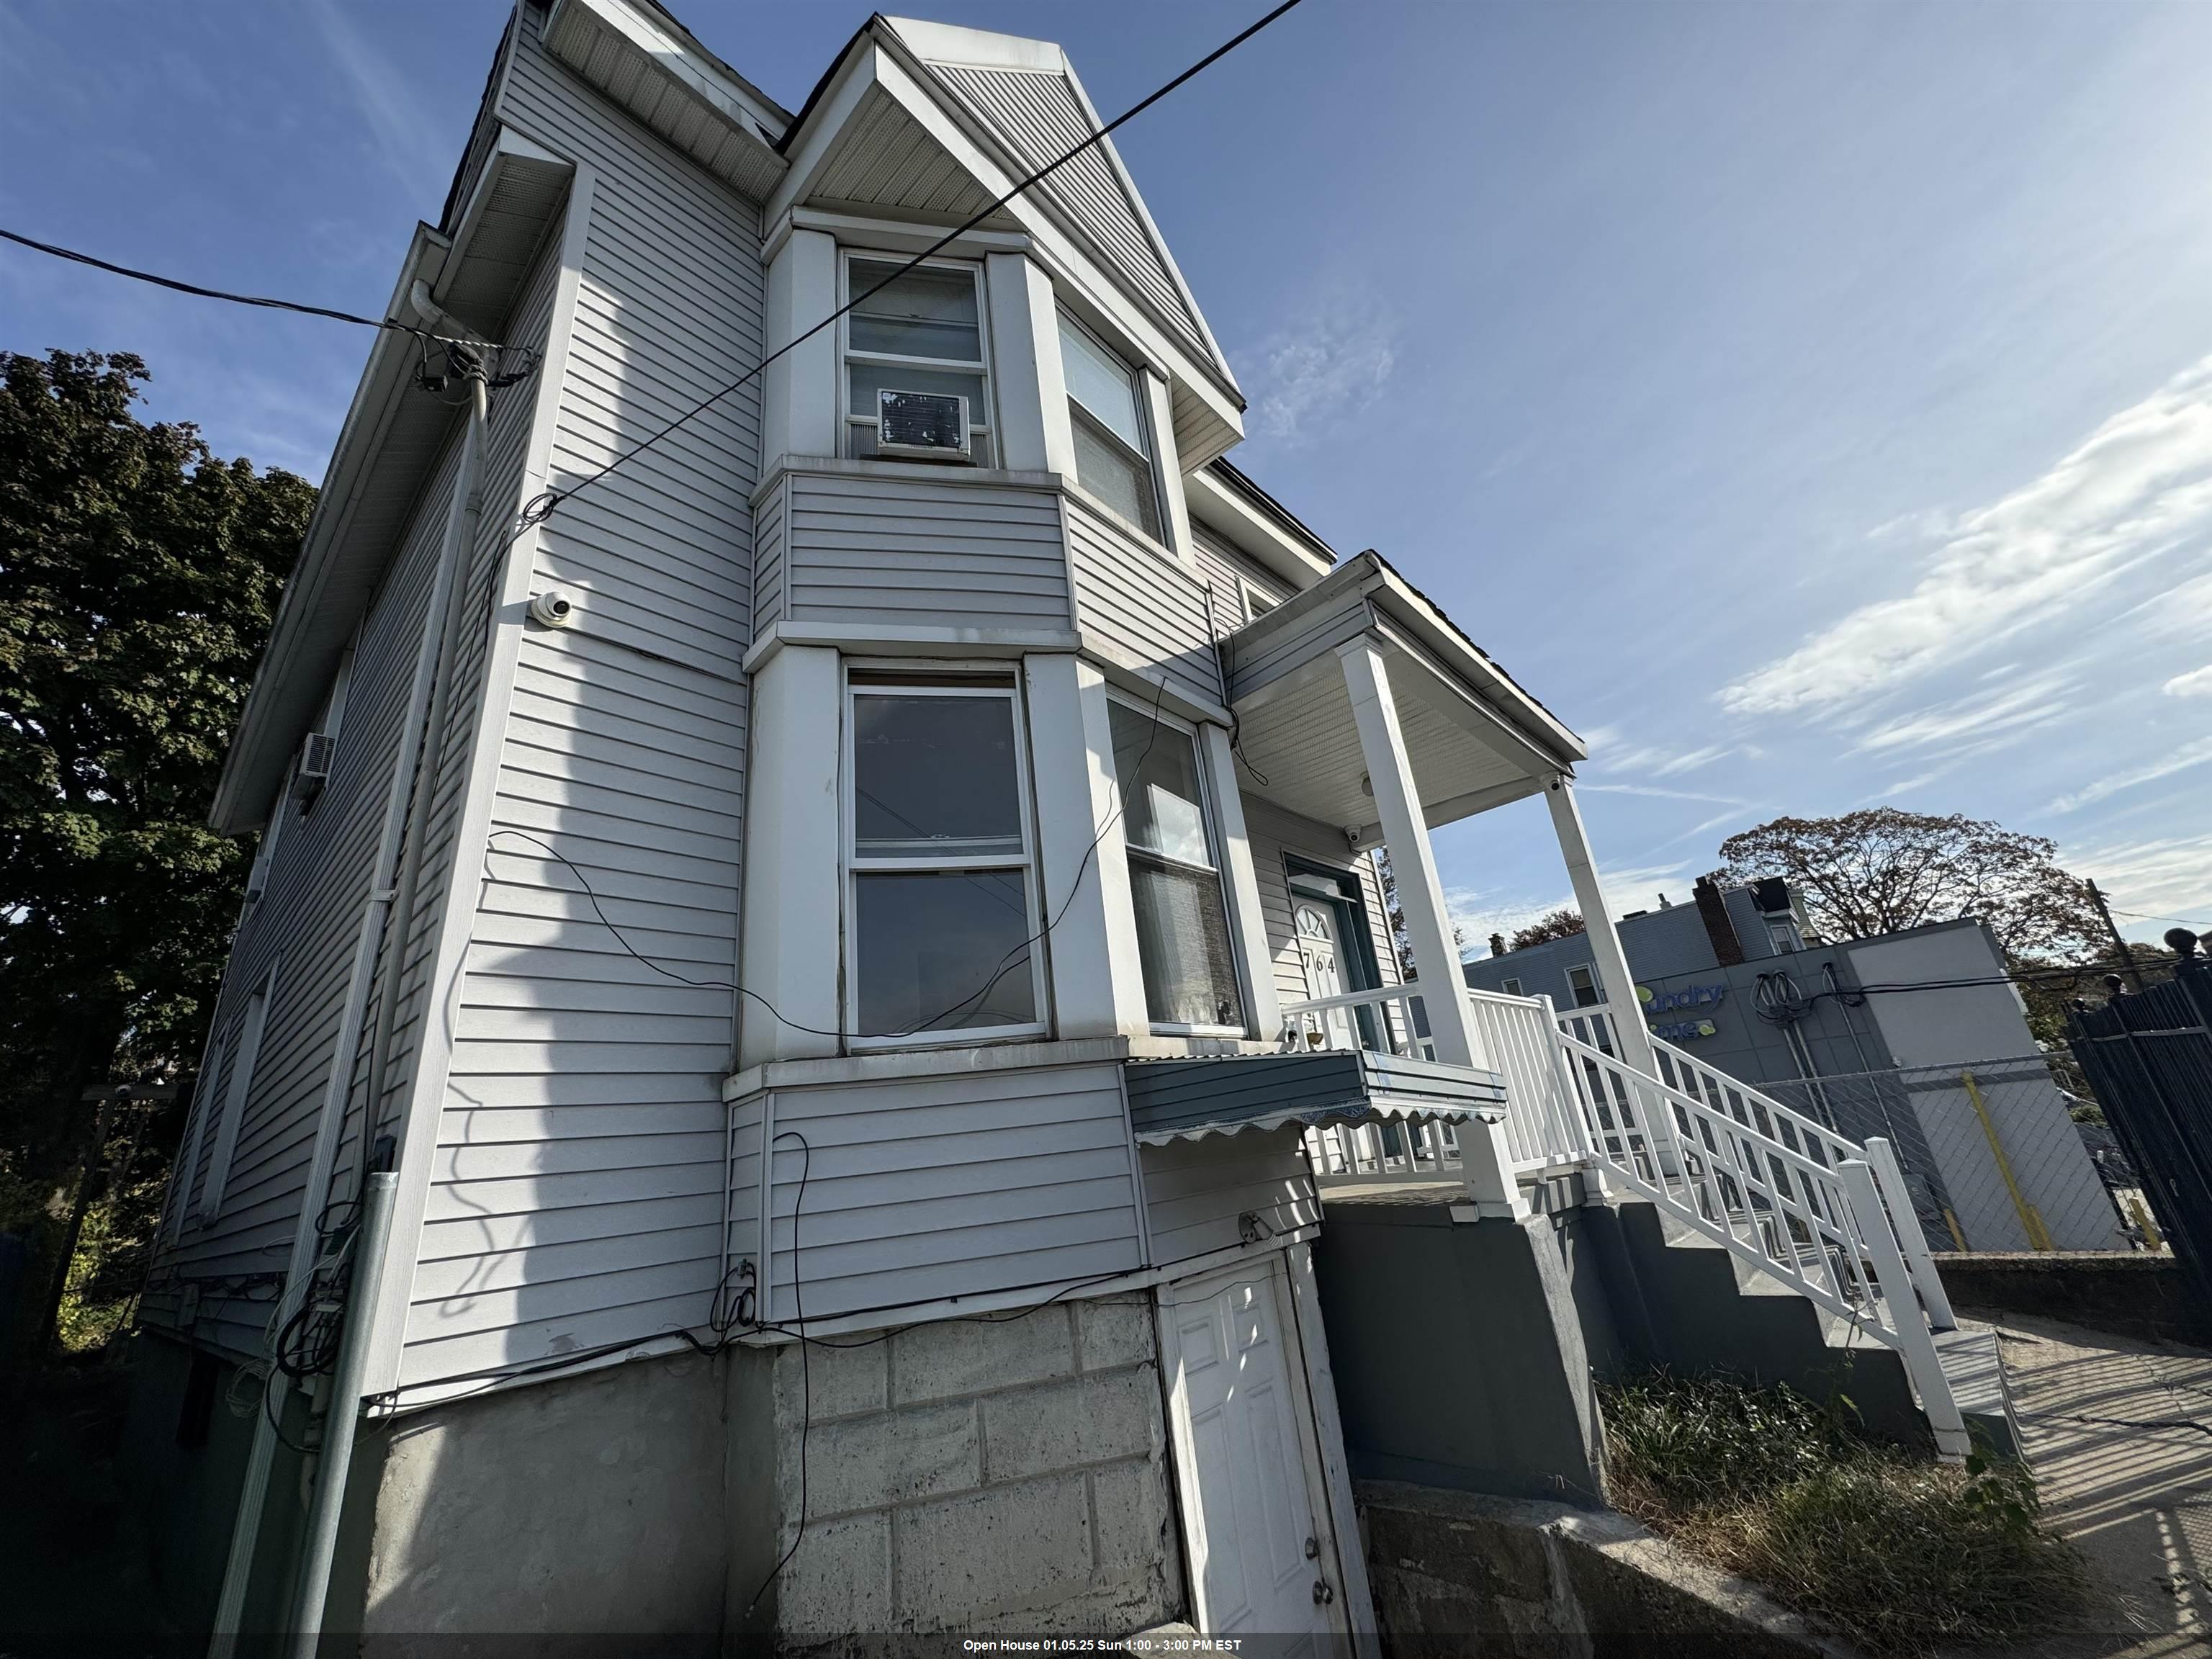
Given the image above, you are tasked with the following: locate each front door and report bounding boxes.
[1293,899,1357,1052]
[1163,1261,1344,1653]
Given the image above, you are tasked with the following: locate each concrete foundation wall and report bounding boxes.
[359,1349,727,1642]
[752,1292,1185,1640]
[1314,1202,1605,1505]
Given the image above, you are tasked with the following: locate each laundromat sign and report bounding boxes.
[1637,981,1725,1041]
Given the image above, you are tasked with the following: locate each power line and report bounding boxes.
[2113,907,2212,930]
[508,0,1308,542]
[0,226,516,352]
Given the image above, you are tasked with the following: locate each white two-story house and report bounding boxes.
[132,2,1988,1649]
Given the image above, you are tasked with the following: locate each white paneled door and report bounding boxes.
[1162,1260,1346,1653]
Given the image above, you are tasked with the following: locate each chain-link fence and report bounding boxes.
[1762,1053,2131,1254]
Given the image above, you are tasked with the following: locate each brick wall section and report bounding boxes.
[768,1292,1187,1636]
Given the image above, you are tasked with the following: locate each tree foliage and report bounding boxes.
[1715,809,2102,963]
[1510,908,1586,953]
[1,349,312,1350]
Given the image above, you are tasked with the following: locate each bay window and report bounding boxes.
[1108,699,1245,1033]
[1057,313,1162,541]
[846,678,1042,1044]
[842,255,995,466]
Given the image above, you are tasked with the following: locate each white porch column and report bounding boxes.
[1544,775,1659,1076]
[1339,642,1521,1215]
[984,253,1071,476]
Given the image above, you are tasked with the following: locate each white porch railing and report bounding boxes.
[1287,984,1969,1456]
[1281,984,1462,1181]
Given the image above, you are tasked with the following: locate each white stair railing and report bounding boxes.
[1555,1010,1969,1457]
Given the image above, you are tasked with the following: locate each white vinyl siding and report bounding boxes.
[392,2,762,1393]
[1138,1128,1318,1269]
[771,467,1071,631]
[734,1062,1145,1326]
[1065,495,1222,709]
[1191,526,1290,636]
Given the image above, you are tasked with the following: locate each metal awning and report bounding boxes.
[1123,1051,1508,1146]
[1221,552,1585,844]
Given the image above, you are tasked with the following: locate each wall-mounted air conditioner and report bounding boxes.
[877,389,971,460]
[292,730,338,804]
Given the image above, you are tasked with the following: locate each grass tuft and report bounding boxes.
[1603,1371,2089,1654]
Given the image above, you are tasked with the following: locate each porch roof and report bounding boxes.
[1121,1051,1507,1146]
[1221,552,1586,845]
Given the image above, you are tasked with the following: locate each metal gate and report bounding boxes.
[2067,945,2212,1313]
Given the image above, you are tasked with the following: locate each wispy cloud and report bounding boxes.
[1596,739,1733,778]
[1578,782,1746,806]
[2164,665,2212,698]
[1720,354,2212,716]
[310,0,453,199]
[1246,292,1397,447]
[2063,829,2212,938]
[1845,667,2079,757]
[2048,735,2212,814]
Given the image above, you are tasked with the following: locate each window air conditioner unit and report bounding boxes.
[877,389,970,460]
[292,730,338,804]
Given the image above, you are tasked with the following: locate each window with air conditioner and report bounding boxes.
[1109,699,1245,1033]
[845,677,1043,1046]
[842,256,994,465]
[1058,313,1162,541]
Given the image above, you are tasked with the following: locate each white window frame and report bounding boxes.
[1238,575,1280,623]
[1057,309,1166,542]
[1565,963,1601,1008]
[1107,691,1248,1038]
[1500,976,1524,997]
[194,968,275,1226]
[841,674,1048,1051]
[839,251,997,467]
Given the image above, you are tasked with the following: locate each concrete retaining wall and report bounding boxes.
[1359,1480,1855,1657]
[1315,1202,1606,1506]
[1935,1251,2211,1345]
[749,1292,1184,1641]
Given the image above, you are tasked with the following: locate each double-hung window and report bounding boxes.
[845,678,1043,1046]
[1565,964,1601,1008]
[1057,313,1163,541]
[1109,699,1245,1033]
[842,256,994,466]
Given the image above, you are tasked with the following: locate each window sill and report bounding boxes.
[750,451,1063,506]
[724,1035,1133,1102]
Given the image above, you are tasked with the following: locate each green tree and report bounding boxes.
[1,349,312,1358]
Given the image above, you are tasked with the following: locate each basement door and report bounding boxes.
[1161,1257,1346,1653]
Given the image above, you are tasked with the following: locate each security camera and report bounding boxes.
[529,590,578,629]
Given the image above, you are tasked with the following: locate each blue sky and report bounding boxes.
[4,0,2207,948]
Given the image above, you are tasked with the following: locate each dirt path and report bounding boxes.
[1961,1311,2212,1658]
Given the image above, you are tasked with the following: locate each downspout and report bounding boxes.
[204,295,490,1656]
[287,312,492,1652]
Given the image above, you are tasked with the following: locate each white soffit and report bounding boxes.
[542,0,788,202]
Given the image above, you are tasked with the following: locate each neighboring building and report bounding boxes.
[1465,876,2127,1253]
[125,3,1995,1648]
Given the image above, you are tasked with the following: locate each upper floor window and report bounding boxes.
[842,256,994,467]
[846,677,1042,1046]
[1058,313,1162,541]
[1109,698,1244,1033]
[1565,964,1601,1008]
[1500,976,1524,997]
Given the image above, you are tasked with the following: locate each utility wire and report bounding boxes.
[508,0,1308,541]
[0,226,526,354]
